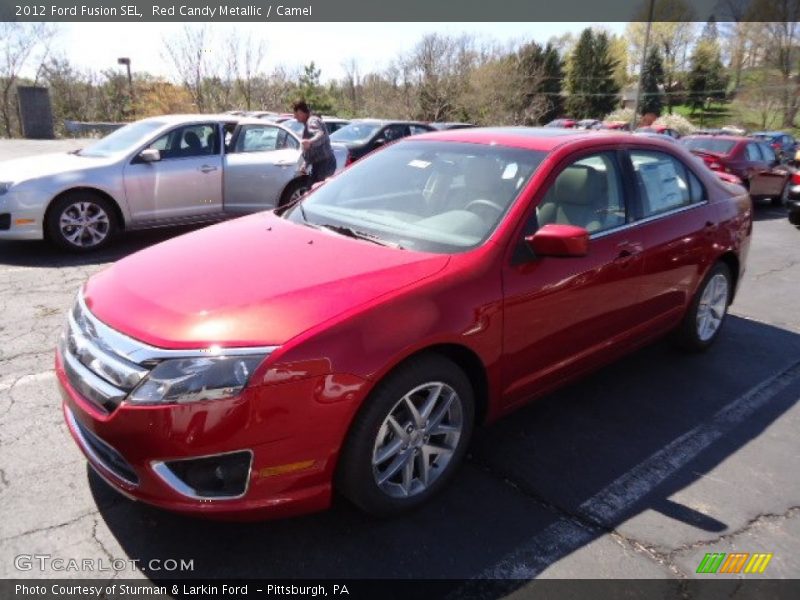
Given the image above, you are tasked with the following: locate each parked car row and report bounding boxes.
[56,127,753,519]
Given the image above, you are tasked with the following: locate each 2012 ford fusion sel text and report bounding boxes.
[56,128,752,518]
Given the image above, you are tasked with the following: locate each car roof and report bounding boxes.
[411,126,653,151]
[349,118,432,126]
[683,134,749,143]
[752,131,784,137]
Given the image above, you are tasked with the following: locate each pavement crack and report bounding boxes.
[667,505,800,557]
[0,510,97,542]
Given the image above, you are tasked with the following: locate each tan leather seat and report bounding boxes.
[537,165,607,232]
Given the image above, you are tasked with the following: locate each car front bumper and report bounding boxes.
[57,348,367,520]
[0,189,45,240]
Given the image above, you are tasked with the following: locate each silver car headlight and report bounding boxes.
[127,355,267,405]
[0,182,13,195]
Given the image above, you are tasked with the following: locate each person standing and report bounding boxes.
[293,101,336,184]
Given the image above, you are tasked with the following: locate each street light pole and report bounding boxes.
[117,57,134,118]
[631,0,656,130]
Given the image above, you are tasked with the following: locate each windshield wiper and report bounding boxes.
[318,224,403,249]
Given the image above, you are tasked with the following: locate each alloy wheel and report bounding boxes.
[59,201,111,248]
[372,382,463,498]
[696,273,729,342]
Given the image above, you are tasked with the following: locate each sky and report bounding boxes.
[51,22,628,82]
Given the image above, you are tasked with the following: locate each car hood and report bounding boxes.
[0,152,115,182]
[84,212,450,349]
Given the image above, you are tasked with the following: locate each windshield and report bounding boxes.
[284,141,546,254]
[330,122,382,143]
[77,120,166,157]
[682,138,736,156]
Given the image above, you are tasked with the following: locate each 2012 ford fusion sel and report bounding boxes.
[57,128,752,518]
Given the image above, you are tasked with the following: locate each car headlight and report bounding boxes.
[127,355,266,405]
[0,182,13,195]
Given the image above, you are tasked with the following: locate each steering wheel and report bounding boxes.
[465,198,504,216]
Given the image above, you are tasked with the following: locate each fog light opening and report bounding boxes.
[152,450,252,500]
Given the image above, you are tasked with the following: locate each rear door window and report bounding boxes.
[629,150,704,218]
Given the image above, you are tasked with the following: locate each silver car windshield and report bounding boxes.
[285,141,546,254]
[77,121,167,157]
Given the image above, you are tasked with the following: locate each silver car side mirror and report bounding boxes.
[139,148,161,163]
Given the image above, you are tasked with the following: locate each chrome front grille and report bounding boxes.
[60,295,149,413]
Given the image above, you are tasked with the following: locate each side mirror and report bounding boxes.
[526,224,589,258]
[139,148,161,163]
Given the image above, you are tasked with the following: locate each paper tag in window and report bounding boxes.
[408,159,431,169]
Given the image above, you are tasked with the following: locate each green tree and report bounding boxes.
[566,29,620,118]
[687,39,728,112]
[297,62,333,114]
[510,41,564,124]
[639,46,665,116]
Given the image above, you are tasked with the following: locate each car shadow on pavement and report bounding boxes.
[752,203,789,222]
[0,225,209,268]
[91,315,800,590]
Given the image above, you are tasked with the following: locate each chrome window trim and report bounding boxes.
[590,201,709,241]
[65,407,139,487]
[76,293,278,365]
[61,346,127,409]
[150,449,253,501]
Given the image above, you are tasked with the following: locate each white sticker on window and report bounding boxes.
[408,159,431,169]
[502,163,518,179]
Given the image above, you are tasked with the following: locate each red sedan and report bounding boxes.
[682,135,792,205]
[57,129,752,519]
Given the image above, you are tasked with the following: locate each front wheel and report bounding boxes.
[337,355,475,516]
[674,262,732,352]
[278,178,310,207]
[45,193,118,252]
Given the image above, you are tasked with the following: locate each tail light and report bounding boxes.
[792,172,800,185]
[345,152,354,167]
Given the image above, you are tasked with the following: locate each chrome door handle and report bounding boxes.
[199,165,218,173]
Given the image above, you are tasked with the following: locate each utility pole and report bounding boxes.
[631,0,655,130]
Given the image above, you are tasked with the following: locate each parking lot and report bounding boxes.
[0,139,798,590]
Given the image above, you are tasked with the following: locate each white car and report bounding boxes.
[0,114,347,251]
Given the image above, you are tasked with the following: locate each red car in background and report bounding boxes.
[57,129,752,519]
[681,135,792,205]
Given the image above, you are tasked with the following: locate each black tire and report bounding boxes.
[45,192,118,252]
[278,177,310,207]
[674,262,732,352]
[336,354,475,516]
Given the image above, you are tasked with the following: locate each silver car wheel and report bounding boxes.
[289,185,308,203]
[372,382,463,498]
[696,273,729,342]
[59,201,111,248]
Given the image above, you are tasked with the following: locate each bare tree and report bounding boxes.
[0,22,56,137]
[162,25,226,112]
[751,0,800,127]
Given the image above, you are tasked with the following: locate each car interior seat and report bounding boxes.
[536,165,608,233]
[183,131,203,155]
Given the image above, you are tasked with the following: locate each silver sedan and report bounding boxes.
[0,114,346,251]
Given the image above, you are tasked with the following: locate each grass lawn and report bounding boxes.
[669,103,799,135]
